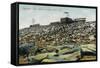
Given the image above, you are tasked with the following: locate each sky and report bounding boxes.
[19,4,96,29]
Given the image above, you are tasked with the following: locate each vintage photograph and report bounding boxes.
[18,4,96,64]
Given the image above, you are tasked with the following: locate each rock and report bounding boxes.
[80,56,96,61]
[33,53,48,60]
[45,51,81,62]
[46,46,57,52]
[58,51,81,61]
[41,49,47,53]
[58,48,71,55]
[58,46,80,55]
[89,35,95,41]
[19,56,28,64]
[47,52,57,56]
[19,43,37,57]
[42,59,57,63]
[81,44,96,55]
[27,56,40,63]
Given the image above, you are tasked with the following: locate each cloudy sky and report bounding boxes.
[19,4,96,29]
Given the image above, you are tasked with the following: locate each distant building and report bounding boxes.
[74,18,86,22]
[50,22,60,25]
[60,17,73,24]
[30,24,40,27]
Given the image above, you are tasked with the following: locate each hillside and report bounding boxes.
[19,17,96,64]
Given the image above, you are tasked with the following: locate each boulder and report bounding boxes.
[80,44,96,55]
[46,50,81,61]
[47,52,57,57]
[33,53,48,61]
[58,48,71,55]
[42,59,57,63]
[58,46,80,55]
[58,51,81,61]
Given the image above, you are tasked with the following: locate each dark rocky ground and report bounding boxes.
[19,18,96,64]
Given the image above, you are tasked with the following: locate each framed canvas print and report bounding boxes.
[11,2,97,66]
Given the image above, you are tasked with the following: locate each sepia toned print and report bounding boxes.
[19,4,96,64]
